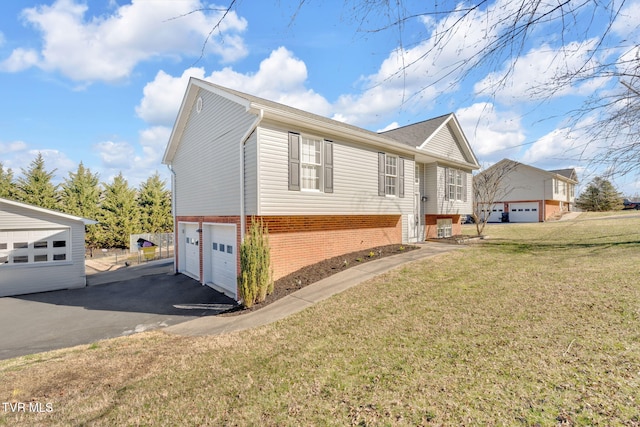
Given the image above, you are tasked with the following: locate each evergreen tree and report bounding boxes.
[99,172,141,248]
[138,172,172,233]
[60,162,102,251]
[15,153,59,209]
[575,177,623,211]
[0,162,16,199]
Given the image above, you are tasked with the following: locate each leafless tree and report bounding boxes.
[472,160,519,236]
[185,0,639,176]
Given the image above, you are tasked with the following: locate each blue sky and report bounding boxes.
[1,0,639,195]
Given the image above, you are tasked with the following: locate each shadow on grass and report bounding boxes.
[487,239,640,254]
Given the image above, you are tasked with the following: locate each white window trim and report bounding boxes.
[300,135,323,192]
[447,168,465,202]
[385,154,398,197]
[437,218,453,238]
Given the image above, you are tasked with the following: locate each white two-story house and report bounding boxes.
[163,78,479,300]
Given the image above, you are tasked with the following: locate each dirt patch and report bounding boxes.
[222,244,418,316]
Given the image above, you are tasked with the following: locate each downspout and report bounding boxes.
[239,108,264,242]
[167,163,177,273]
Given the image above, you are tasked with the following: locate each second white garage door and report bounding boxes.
[509,202,540,222]
[204,223,237,299]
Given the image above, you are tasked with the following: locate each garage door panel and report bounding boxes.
[509,202,539,222]
[182,223,200,280]
[204,224,237,298]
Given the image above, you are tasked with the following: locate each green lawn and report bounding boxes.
[2,212,640,426]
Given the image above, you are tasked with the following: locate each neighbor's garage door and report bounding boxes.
[509,202,540,222]
[205,223,237,298]
[182,223,200,280]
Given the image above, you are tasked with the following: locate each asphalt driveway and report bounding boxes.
[0,260,237,360]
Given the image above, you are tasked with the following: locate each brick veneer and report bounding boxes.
[175,214,403,286]
[253,215,402,280]
[424,214,462,239]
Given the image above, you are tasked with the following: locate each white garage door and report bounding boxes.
[488,205,505,223]
[509,202,540,223]
[181,223,200,280]
[204,223,237,298]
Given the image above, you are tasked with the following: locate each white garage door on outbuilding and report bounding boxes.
[203,223,237,299]
[179,222,200,280]
[508,202,540,222]
[0,197,96,297]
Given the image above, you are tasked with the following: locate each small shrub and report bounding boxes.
[238,217,273,308]
[368,251,376,258]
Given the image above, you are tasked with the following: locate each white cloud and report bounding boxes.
[612,0,640,40]
[0,48,40,72]
[455,103,525,162]
[138,126,171,168]
[474,40,603,104]
[136,67,206,125]
[95,140,136,169]
[2,0,248,82]
[208,47,332,116]
[0,140,28,154]
[93,127,172,186]
[328,1,523,127]
[136,47,332,127]
[377,122,399,133]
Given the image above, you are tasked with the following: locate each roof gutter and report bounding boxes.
[239,107,264,242]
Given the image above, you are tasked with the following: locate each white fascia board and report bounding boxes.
[0,198,97,225]
[163,78,254,164]
[418,114,480,169]
[257,105,418,157]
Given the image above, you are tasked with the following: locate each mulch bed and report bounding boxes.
[221,244,418,316]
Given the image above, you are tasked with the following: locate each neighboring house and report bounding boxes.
[475,159,578,223]
[162,78,479,300]
[0,198,96,297]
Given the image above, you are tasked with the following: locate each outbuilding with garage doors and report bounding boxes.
[0,197,96,297]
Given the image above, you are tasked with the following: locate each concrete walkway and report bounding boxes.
[166,242,463,337]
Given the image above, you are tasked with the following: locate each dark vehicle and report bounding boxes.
[463,214,476,224]
[623,199,640,210]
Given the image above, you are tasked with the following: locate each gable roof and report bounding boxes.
[549,168,578,181]
[0,197,97,225]
[479,159,578,184]
[380,113,479,166]
[163,78,480,169]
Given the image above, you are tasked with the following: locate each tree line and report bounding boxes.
[0,153,172,250]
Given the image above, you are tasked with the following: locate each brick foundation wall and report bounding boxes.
[175,214,403,285]
[424,214,462,239]
[544,201,561,220]
[250,215,402,280]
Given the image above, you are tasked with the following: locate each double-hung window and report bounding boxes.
[445,168,467,202]
[385,155,397,196]
[288,132,334,193]
[378,153,405,197]
[300,137,322,191]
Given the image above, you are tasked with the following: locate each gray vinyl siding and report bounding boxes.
[243,130,258,215]
[422,124,467,163]
[172,89,257,216]
[0,203,87,297]
[423,163,473,215]
[257,122,414,215]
